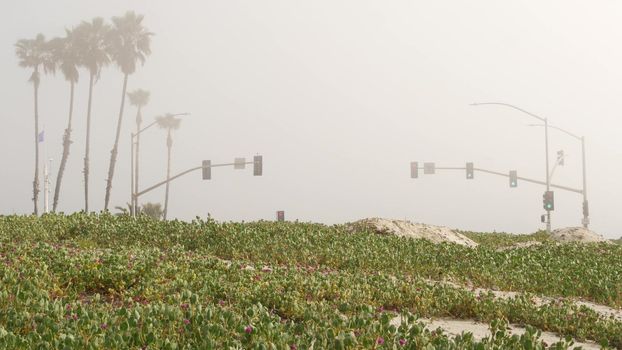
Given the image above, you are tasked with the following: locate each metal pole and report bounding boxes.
[130,133,135,217]
[43,160,49,213]
[544,118,551,233]
[527,123,587,228]
[581,136,589,228]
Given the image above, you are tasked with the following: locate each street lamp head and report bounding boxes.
[165,112,191,118]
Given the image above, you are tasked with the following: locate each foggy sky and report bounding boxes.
[2,1,621,238]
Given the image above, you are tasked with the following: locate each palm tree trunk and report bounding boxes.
[134,107,142,213]
[104,73,129,210]
[84,73,94,212]
[163,130,172,220]
[32,69,40,216]
[53,81,75,212]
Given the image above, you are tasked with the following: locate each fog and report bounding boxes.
[2,1,621,238]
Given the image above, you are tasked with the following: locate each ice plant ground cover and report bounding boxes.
[0,214,621,349]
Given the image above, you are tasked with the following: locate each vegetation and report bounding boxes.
[155,114,183,220]
[0,214,621,349]
[48,29,80,212]
[460,230,552,249]
[114,202,163,220]
[104,12,153,211]
[15,12,152,214]
[14,33,55,215]
[127,88,150,214]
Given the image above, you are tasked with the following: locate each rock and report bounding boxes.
[550,227,609,243]
[346,218,478,248]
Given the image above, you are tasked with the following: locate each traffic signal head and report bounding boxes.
[509,170,517,188]
[202,160,211,180]
[466,162,474,179]
[557,150,565,166]
[410,162,419,178]
[253,155,263,176]
[543,191,554,211]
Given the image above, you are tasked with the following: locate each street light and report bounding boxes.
[470,102,552,233]
[130,112,190,216]
[528,123,589,228]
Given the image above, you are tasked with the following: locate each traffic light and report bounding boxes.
[557,150,565,166]
[509,170,518,188]
[543,191,554,211]
[253,155,263,176]
[202,160,211,180]
[466,162,474,179]
[410,162,419,178]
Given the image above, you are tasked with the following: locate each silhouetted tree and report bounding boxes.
[155,114,182,220]
[116,202,163,220]
[104,11,153,210]
[49,29,81,212]
[127,88,150,212]
[15,33,55,215]
[74,18,110,212]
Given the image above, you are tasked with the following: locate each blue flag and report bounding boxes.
[38,130,44,143]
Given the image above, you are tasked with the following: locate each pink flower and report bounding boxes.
[376,337,385,345]
[100,323,108,330]
[399,338,407,346]
[245,325,253,334]
[290,345,298,350]
[218,300,226,306]
[181,303,189,310]
[183,319,190,325]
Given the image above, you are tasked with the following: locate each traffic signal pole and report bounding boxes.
[410,162,585,231]
[132,158,262,217]
[470,103,553,233]
[528,124,590,228]
[429,165,583,194]
[581,136,589,228]
[544,118,552,233]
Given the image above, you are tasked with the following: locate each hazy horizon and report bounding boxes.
[2,1,621,238]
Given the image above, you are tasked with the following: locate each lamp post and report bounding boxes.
[130,112,189,216]
[470,102,552,233]
[528,123,589,228]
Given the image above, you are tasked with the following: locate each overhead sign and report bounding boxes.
[234,158,246,170]
[423,162,436,175]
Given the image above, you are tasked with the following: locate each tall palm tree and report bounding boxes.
[49,29,81,212]
[127,88,150,212]
[15,33,55,215]
[155,114,182,220]
[104,11,153,210]
[73,18,110,212]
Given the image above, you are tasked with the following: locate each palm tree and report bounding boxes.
[115,202,162,220]
[155,114,182,220]
[15,34,55,215]
[49,29,81,212]
[104,11,153,211]
[140,202,163,220]
[127,89,150,212]
[73,18,110,212]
